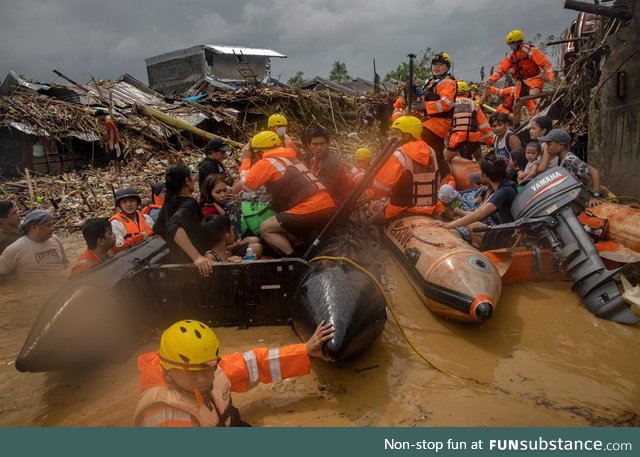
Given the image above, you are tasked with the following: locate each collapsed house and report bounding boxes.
[145,44,287,95]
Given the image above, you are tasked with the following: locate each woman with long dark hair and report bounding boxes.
[529,115,558,174]
[154,164,212,276]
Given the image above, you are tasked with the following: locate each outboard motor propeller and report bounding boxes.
[481,167,639,324]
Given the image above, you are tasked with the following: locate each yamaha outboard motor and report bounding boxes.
[490,167,638,324]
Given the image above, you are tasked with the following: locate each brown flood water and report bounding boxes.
[0,234,638,427]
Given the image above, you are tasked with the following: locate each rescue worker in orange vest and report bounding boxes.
[469,84,482,104]
[70,217,115,277]
[232,131,336,256]
[486,85,537,118]
[350,147,373,186]
[268,113,297,149]
[443,81,495,164]
[488,29,556,112]
[141,181,165,223]
[422,52,457,178]
[369,116,439,222]
[134,319,335,427]
[391,97,406,122]
[110,187,154,253]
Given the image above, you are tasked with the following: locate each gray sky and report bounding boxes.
[0,0,577,86]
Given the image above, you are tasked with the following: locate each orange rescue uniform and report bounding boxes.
[69,248,109,277]
[241,147,335,215]
[489,43,555,93]
[487,85,536,115]
[447,97,495,150]
[134,345,311,427]
[370,140,438,218]
[423,76,457,139]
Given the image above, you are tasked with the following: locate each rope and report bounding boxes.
[310,255,567,420]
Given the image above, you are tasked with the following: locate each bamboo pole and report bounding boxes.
[326,90,338,131]
[134,104,243,148]
[24,168,35,206]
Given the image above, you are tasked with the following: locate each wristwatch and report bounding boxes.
[592,191,602,198]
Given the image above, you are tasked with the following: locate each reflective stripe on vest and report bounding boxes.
[451,98,478,133]
[264,156,327,212]
[508,44,541,80]
[392,144,439,207]
[424,77,456,118]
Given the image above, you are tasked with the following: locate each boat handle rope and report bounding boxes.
[310,255,568,422]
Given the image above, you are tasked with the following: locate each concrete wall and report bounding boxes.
[147,52,205,94]
[588,3,640,197]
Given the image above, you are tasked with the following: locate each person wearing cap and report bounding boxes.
[134,319,335,427]
[537,128,603,207]
[70,217,116,277]
[0,201,21,255]
[198,138,233,188]
[95,109,123,176]
[232,131,335,257]
[110,187,154,253]
[0,209,69,279]
[141,182,166,222]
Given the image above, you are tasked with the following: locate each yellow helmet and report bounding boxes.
[251,131,282,150]
[392,116,423,140]
[470,84,479,91]
[505,29,525,44]
[159,320,220,371]
[456,81,470,94]
[355,147,373,161]
[432,52,452,67]
[267,114,288,128]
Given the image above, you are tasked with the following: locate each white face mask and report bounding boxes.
[276,126,287,137]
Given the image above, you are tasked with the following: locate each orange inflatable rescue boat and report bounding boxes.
[384,215,502,323]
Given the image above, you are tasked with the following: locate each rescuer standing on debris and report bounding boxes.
[369,116,438,222]
[95,109,124,177]
[488,30,556,113]
[443,81,495,164]
[134,319,335,427]
[422,52,457,178]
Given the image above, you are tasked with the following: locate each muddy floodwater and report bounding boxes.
[1,234,638,427]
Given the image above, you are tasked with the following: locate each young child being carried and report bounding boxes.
[517,142,542,183]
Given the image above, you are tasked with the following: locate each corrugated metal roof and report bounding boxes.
[204,45,286,58]
[9,122,101,141]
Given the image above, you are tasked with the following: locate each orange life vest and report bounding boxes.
[390,141,439,208]
[451,98,479,134]
[109,211,153,238]
[264,156,328,212]
[134,353,239,427]
[508,43,546,80]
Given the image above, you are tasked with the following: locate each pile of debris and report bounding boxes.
[0,74,384,234]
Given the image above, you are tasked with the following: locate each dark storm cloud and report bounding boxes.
[0,0,576,85]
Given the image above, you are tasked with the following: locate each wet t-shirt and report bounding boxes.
[485,180,517,226]
[560,152,590,185]
[0,235,68,277]
[0,231,20,255]
[154,196,207,263]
